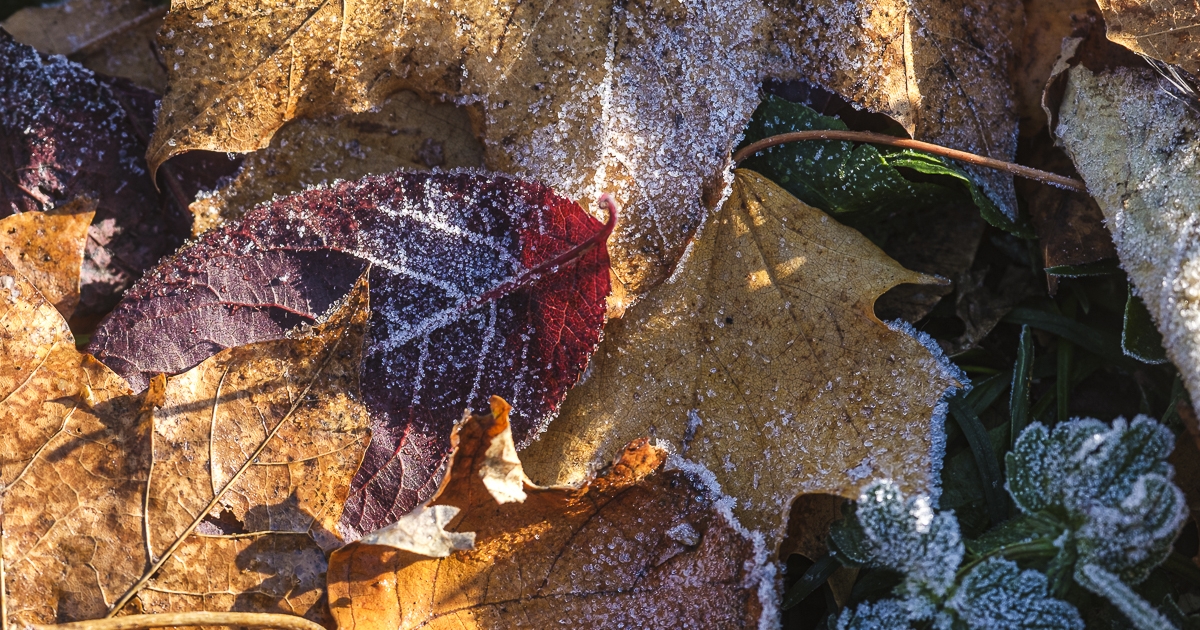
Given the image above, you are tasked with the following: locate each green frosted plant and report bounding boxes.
[830,415,1187,630]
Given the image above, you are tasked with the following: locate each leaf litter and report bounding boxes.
[521,170,964,547]
[327,397,778,630]
[90,170,613,537]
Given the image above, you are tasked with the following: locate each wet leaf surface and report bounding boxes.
[0,195,95,317]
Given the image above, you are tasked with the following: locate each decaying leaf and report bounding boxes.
[768,0,1022,218]
[2,0,169,91]
[0,31,185,317]
[327,397,776,630]
[521,170,963,546]
[91,170,612,537]
[0,196,95,318]
[145,0,766,297]
[1097,0,1200,76]
[1011,0,1098,129]
[1,265,372,626]
[190,90,484,235]
[1054,64,1200,404]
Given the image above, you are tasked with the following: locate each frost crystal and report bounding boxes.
[943,558,1083,630]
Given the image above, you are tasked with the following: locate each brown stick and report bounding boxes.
[732,130,1088,192]
[34,612,326,630]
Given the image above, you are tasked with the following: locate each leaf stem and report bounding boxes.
[732,131,1087,192]
[34,612,325,630]
[956,537,1060,580]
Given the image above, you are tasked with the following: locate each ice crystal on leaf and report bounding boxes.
[1006,416,1186,584]
[942,558,1084,630]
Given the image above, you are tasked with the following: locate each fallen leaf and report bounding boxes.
[768,0,1022,218]
[2,0,168,91]
[1054,64,1200,402]
[1,264,372,625]
[189,90,483,235]
[0,196,95,318]
[145,0,767,297]
[0,31,186,318]
[327,397,777,630]
[1010,0,1099,129]
[90,170,612,537]
[521,170,963,547]
[1096,0,1200,76]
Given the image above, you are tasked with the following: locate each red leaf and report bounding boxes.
[90,170,612,537]
[0,32,240,321]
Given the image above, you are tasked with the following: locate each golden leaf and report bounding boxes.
[0,196,95,318]
[144,0,768,296]
[1097,0,1200,76]
[189,91,483,235]
[0,266,373,625]
[521,170,962,546]
[327,397,775,629]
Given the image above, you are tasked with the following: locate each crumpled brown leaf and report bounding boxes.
[0,196,95,318]
[768,0,1022,218]
[1,268,372,626]
[145,0,767,297]
[1055,63,1200,405]
[2,0,168,91]
[521,170,963,547]
[1097,0,1200,76]
[327,397,775,630]
[189,90,483,235]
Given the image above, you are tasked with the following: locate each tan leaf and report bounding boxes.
[327,397,775,630]
[2,0,169,91]
[768,0,1022,217]
[0,270,373,625]
[189,91,483,235]
[1011,0,1099,129]
[1055,64,1200,403]
[0,196,96,318]
[145,0,767,296]
[520,170,962,547]
[1097,0,1200,76]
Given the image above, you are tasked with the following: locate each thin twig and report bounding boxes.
[35,611,326,630]
[732,130,1088,192]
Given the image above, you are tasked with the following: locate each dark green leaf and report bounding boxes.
[1002,307,1127,364]
[1123,287,1168,364]
[782,554,840,610]
[948,393,1007,525]
[1010,325,1034,450]
[1044,260,1123,277]
[966,371,1012,416]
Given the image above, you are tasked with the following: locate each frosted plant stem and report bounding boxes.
[954,537,1059,581]
[33,612,325,630]
[1077,564,1173,630]
[732,131,1088,192]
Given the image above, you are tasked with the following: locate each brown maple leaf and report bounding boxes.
[327,397,776,630]
[0,196,95,318]
[521,170,963,547]
[1097,0,1200,77]
[0,264,372,626]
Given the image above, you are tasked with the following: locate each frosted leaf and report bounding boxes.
[854,480,963,602]
[835,599,912,630]
[1075,563,1176,630]
[943,558,1083,630]
[1005,416,1185,583]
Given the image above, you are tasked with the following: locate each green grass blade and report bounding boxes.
[948,393,1007,525]
[781,554,840,610]
[1010,325,1033,448]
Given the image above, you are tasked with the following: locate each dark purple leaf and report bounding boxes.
[90,170,612,537]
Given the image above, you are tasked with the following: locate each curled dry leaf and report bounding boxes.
[2,0,169,91]
[327,397,776,630]
[768,0,1022,218]
[1,266,373,626]
[1055,65,1200,404]
[189,91,484,235]
[0,196,95,318]
[145,0,766,297]
[1097,0,1200,76]
[521,170,963,547]
[0,32,183,317]
[90,171,612,538]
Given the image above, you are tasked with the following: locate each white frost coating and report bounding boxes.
[1056,65,1200,405]
[665,455,781,630]
[885,319,968,506]
[1077,564,1173,630]
[359,504,475,557]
